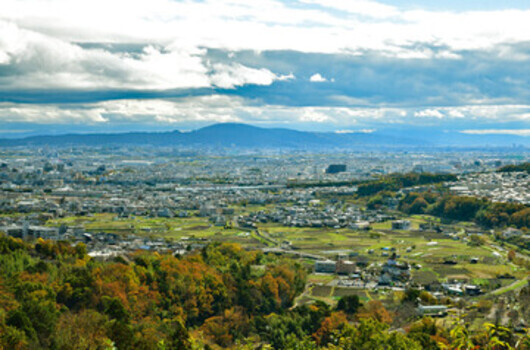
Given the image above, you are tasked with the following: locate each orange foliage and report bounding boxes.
[313,311,348,345]
[0,277,19,313]
[201,308,249,347]
[53,310,110,349]
[92,262,160,320]
[356,300,393,325]
[158,255,228,323]
[18,271,49,284]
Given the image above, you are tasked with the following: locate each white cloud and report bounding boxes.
[412,105,530,122]
[441,105,530,122]
[2,0,530,130]
[1,98,530,127]
[448,110,465,118]
[208,63,282,89]
[309,73,327,82]
[460,129,530,136]
[0,96,247,124]
[0,104,108,123]
[414,109,444,118]
[0,21,290,90]
[278,73,295,81]
[300,0,399,19]
[335,129,376,134]
[0,21,210,89]
[2,0,530,58]
[299,108,334,123]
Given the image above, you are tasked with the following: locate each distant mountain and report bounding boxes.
[0,123,527,149]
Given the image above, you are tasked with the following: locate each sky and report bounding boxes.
[0,0,530,136]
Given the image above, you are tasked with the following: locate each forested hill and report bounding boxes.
[498,162,530,173]
[1,237,530,349]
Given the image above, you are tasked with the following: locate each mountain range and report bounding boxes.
[0,123,527,150]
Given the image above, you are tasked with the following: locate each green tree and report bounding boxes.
[329,319,422,350]
[336,295,362,315]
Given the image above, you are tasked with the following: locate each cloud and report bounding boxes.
[3,0,530,56]
[335,129,376,134]
[0,21,208,89]
[0,21,288,90]
[414,109,444,118]
[208,63,285,89]
[1,97,530,131]
[309,73,327,82]
[413,105,530,122]
[0,98,423,126]
[460,129,530,136]
[1,0,530,132]
[300,0,399,19]
[0,96,246,124]
[278,73,295,81]
[299,107,334,122]
[0,103,108,123]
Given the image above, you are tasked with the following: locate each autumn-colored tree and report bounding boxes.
[510,208,530,229]
[53,310,111,350]
[438,318,474,350]
[407,317,446,350]
[201,307,250,347]
[0,315,28,350]
[156,255,228,325]
[7,239,530,350]
[313,311,348,346]
[356,300,393,325]
[327,319,422,350]
[419,291,438,305]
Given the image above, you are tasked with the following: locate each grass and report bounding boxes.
[45,214,264,246]
[491,278,529,295]
[44,212,529,284]
[307,273,336,285]
[311,285,333,297]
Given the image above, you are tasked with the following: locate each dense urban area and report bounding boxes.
[0,146,529,349]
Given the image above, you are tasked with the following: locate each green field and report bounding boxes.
[46,214,263,246]
[45,213,529,282]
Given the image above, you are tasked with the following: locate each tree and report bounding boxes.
[510,208,530,229]
[407,318,445,350]
[356,300,393,325]
[53,310,111,350]
[0,316,28,350]
[468,234,486,247]
[402,289,421,304]
[313,311,348,346]
[329,319,422,350]
[409,197,429,214]
[445,325,472,350]
[201,308,250,347]
[481,323,515,350]
[336,295,362,315]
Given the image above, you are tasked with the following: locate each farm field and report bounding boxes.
[46,214,263,246]
[45,212,529,284]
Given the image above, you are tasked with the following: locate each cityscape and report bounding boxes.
[0,142,528,348]
[1,0,530,349]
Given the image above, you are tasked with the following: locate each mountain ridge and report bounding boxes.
[0,123,527,149]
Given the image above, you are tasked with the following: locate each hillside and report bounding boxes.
[0,123,527,149]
